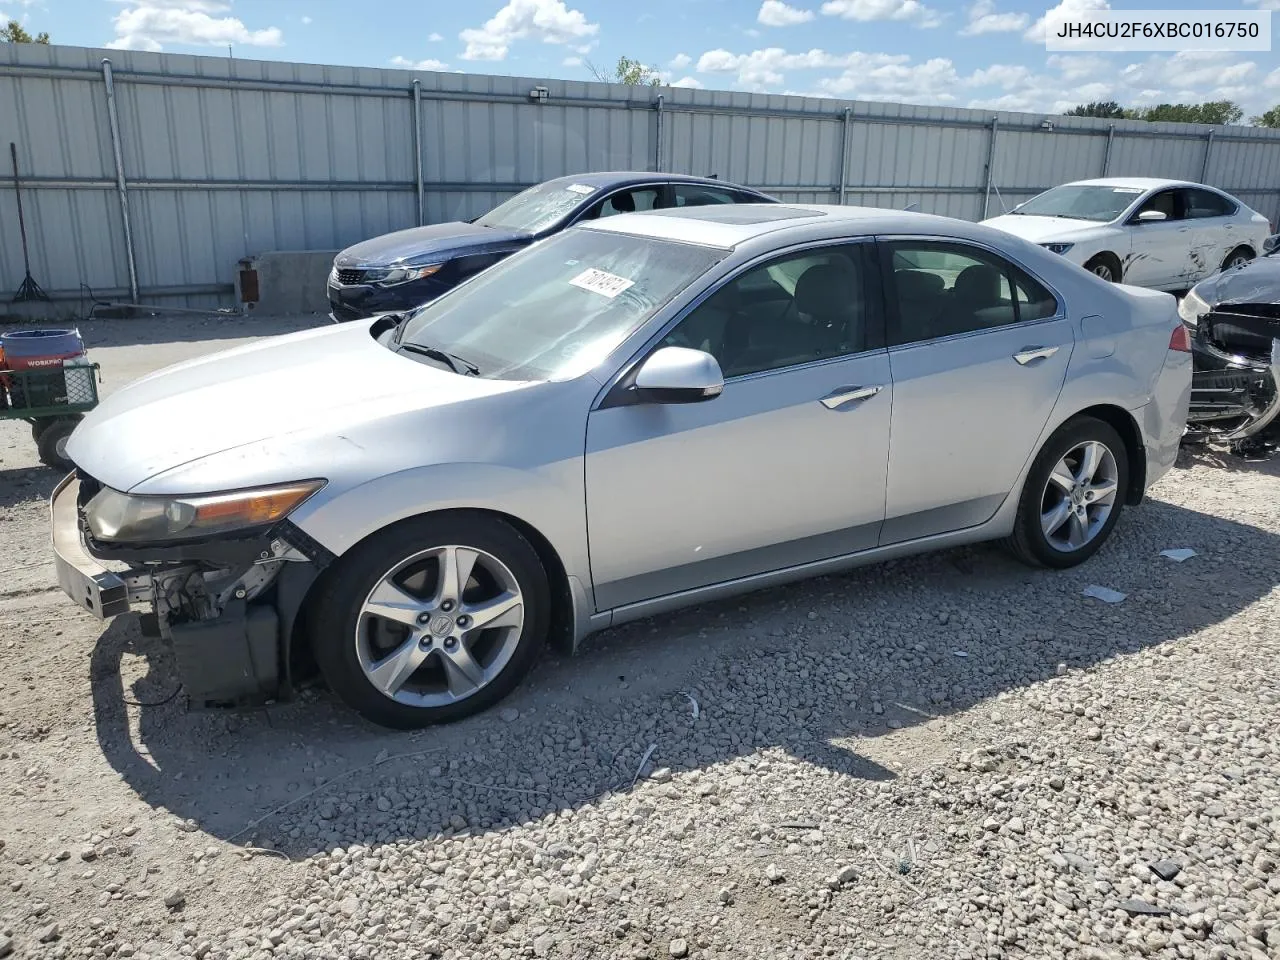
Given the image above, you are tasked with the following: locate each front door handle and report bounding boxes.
[820,384,882,409]
[1013,346,1059,365]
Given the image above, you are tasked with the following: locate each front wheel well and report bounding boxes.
[1063,405,1146,504]
[1083,252,1123,282]
[286,508,575,689]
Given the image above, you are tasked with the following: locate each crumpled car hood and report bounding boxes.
[66,321,526,494]
[1192,254,1280,308]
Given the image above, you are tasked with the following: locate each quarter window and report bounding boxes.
[661,244,881,378]
[582,187,664,220]
[885,241,1058,345]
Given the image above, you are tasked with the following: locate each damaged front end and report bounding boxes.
[1185,306,1280,453]
[51,471,329,707]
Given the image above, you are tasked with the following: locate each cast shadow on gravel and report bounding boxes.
[88,499,1280,854]
[0,466,60,508]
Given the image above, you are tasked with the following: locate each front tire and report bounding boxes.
[1006,417,1129,569]
[1083,253,1122,283]
[310,512,550,729]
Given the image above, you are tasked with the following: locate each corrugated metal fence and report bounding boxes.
[4,42,1280,313]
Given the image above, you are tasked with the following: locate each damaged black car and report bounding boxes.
[1181,240,1280,455]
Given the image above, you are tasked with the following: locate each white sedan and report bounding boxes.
[982,178,1269,290]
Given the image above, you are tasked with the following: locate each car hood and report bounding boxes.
[335,222,527,267]
[1192,254,1280,308]
[981,214,1111,244]
[66,322,529,495]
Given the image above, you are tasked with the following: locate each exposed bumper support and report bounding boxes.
[50,474,132,618]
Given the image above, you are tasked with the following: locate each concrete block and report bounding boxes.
[236,251,338,317]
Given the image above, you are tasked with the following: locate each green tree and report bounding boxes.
[1063,101,1125,119]
[1126,101,1243,125]
[0,20,50,43]
[1251,105,1280,128]
[587,55,660,86]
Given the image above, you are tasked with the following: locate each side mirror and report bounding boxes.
[1136,209,1168,223]
[633,346,724,403]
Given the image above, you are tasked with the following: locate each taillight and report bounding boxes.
[1169,324,1192,353]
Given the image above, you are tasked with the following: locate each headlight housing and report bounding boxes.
[1040,242,1075,255]
[86,480,325,544]
[377,263,444,287]
[1177,288,1211,327]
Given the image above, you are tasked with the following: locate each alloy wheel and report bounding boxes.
[354,544,525,707]
[1039,440,1119,552]
[1227,253,1250,270]
[1091,263,1114,281]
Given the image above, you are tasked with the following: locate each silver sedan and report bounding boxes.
[52,204,1192,728]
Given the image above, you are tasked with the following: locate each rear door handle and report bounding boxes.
[1013,346,1059,365]
[820,384,882,409]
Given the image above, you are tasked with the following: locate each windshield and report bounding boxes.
[474,180,598,233]
[397,229,725,381]
[1016,184,1145,222]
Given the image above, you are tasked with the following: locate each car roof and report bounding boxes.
[579,203,998,249]
[541,171,761,191]
[1060,177,1215,191]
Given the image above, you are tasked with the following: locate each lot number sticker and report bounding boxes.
[569,268,635,299]
[566,183,596,195]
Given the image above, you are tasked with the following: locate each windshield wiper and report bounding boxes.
[398,342,480,376]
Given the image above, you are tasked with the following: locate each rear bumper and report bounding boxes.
[1143,348,1192,489]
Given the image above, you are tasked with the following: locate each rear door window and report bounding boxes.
[672,184,742,208]
[1183,188,1237,219]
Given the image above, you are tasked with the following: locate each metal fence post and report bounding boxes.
[654,93,664,173]
[412,79,425,226]
[100,58,139,304]
[981,116,999,220]
[1201,129,1216,183]
[838,106,851,204]
[1102,123,1115,176]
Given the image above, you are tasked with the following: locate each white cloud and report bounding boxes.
[459,0,598,61]
[1024,0,1107,43]
[758,1,815,26]
[669,52,692,70]
[960,0,1028,35]
[390,55,449,71]
[820,0,941,28]
[562,54,582,66]
[698,46,911,89]
[300,15,311,25]
[429,32,443,41]
[106,0,283,51]
[1244,0,1280,9]
[670,75,704,88]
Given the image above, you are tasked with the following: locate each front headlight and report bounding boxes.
[1041,242,1075,255]
[378,263,444,287]
[86,480,325,544]
[1178,288,1211,327]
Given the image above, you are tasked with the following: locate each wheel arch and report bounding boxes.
[1083,251,1123,282]
[1054,404,1146,505]
[284,507,578,694]
[1223,243,1255,266]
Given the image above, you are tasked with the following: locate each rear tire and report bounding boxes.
[1221,245,1254,272]
[1006,416,1129,569]
[1083,253,1122,283]
[309,512,550,729]
[36,416,81,470]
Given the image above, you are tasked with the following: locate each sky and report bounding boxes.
[4,0,1280,120]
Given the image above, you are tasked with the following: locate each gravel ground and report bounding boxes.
[2,315,1280,960]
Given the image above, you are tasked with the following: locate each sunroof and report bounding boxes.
[650,205,826,225]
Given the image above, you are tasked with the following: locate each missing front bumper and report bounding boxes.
[50,474,132,618]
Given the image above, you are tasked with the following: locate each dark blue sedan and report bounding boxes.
[326,172,775,322]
